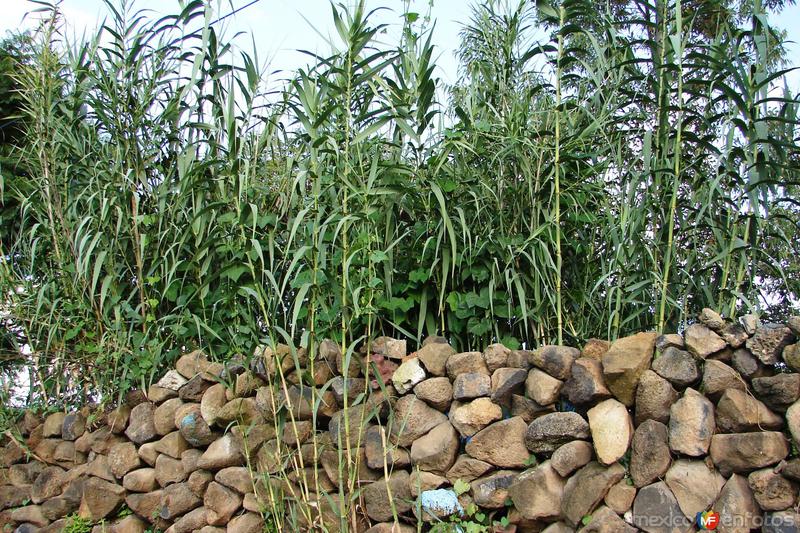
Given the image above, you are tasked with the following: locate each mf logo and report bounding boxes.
[696,511,720,530]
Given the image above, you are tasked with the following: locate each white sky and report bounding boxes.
[1,0,798,89]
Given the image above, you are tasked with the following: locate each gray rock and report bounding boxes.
[752,373,800,411]
[560,461,625,527]
[731,348,764,379]
[748,469,798,511]
[630,420,671,488]
[525,412,590,453]
[714,474,760,532]
[716,388,782,433]
[490,367,527,406]
[668,388,715,456]
[452,372,491,400]
[652,347,700,388]
[632,482,691,533]
[701,360,746,400]
[530,346,579,380]
[564,358,611,405]
[634,370,678,426]
[746,323,794,365]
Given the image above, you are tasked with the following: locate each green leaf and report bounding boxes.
[454,479,470,496]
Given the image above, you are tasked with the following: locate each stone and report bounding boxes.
[605,480,636,514]
[525,411,590,453]
[0,484,28,510]
[788,400,800,445]
[565,358,611,405]
[329,376,367,406]
[471,470,517,508]
[631,482,691,533]
[155,431,190,459]
[179,375,213,402]
[176,350,209,378]
[732,348,763,379]
[204,481,242,525]
[452,372,490,400]
[181,448,203,475]
[365,524,415,533]
[43,412,67,437]
[752,374,800,411]
[582,505,636,533]
[710,432,789,474]
[78,477,125,520]
[280,420,313,447]
[764,511,800,533]
[588,398,632,465]
[508,461,566,520]
[328,404,372,449]
[416,343,455,377]
[446,455,493,483]
[748,469,798,511]
[582,338,612,359]
[747,323,794,365]
[684,323,727,359]
[785,343,800,372]
[167,506,207,533]
[372,336,407,359]
[392,357,426,394]
[9,505,48,527]
[669,388,714,456]
[740,314,759,335]
[160,482,202,520]
[227,512,263,533]
[235,372,264,398]
[157,370,188,391]
[721,323,749,349]
[630,420,671,488]
[483,343,511,373]
[217,398,263,427]
[41,497,77,521]
[199,384,227,427]
[177,404,217,447]
[652,347,700,388]
[148,384,179,403]
[137,442,159,466]
[665,460,725,519]
[155,453,186,486]
[125,489,163,524]
[510,394,555,423]
[108,442,141,478]
[790,317,800,336]
[602,332,657,405]
[699,308,726,330]
[125,403,158,444]
[560,462,625,527]
[362,471,412,521]
[507,349,532,369]
[702,360,746,400]
[390,395,448,446]
[197,434,245,470]
[466,417,530,469]
[656,333,685,351]
[447,352,489,379]
[525,368,563,406]
[490,367,527,406]
[714,474,759,533]
[716,388,782,433]
[61,412,85,441]
[551,440,593,477]
[153,398,184,435]
[410,421,459,473]
[9,462,45,486]
[530,345,579,380]
[187,470,213,497]
[215,467,252,494]
[31,466,67,503]
[123,468,157,492]
[364,425,410,470]
[413,377,452,411]
[106,406,131,433]
[415,488,463,522]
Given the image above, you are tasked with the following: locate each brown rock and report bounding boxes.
[530,345,579,380]
[280,420,313,447]
[364,425,410,470]
[752,373,800,411]
[154,431,190,459]
[490,367,527,406]
[466,417,530,469]
[510,394,555,423]
[668,387,714,456]
[199,384,227,427]
[652,347,700,388]
[560,461,625,527]
[187,470,214,497]
[631,481,690,533]
[746,323,794,365]
[582,505,636,533]
[9,505,48,527]
[85,455,115,482]
[43,412,66,437]
[565,357,611,405]
[714,474,759,533]
[483,343,511,373]
[551,440,593,477]
[362,471,412,521]
[721,323,749,349]
[507,349,532,369]
[31,466,67,503]
[125,403,158,444]
[108,442,141,478]
[748,469,798,511]
[155,453,187,486]
[446,351,489,379]
[525,411,589,453]
[732,348,764,379]
[525,368,563,405]
[197,434,245,470]
[390,395,448,446]
[235,372,264,397]
[408,470,448,497]
[123,468,157,492]
[716,388,782,433]
[176,350,209,378]
[582,338,611,359]
[446,455,493,483]
[630,419,671,488]
[179,375,213,402]
[634,370,678,426]
[148,384,180,403]
[604,480,636,514]
[227,512,263,533]
[471,470,518,508]
[78,477,125,520]
[602,332,656,406]
[414,377,452,411]
[214,466,253,494]
[204,481,242,525]
[153,398,183,436]
[61,412,85,441]
[784,343,800,372]
[416,342,456,377]
[410,421,459,473]
[167,506,207,533]
[160,482,202,520]
[710,432,789,474]
[452,372,491,400]
[126,489,164,524]
[508,460,565,520]
[702,360,746,400]
[684,323,726,358]
[665,459,725,519]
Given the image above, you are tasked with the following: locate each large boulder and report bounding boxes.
[465,417,530,469]
[634,370,678,426]
[668,388,714,456]
[664,460,725,519]
[508,461,566,520]
[410,421,459,473]
[587,398,632,465]
[746,323,794,365]
[709,432,789,475]
[632,482,691,533]
[390,395,448,447]
[630,420,671,488]
[525,412,590,453]
[560,461,625,527]
[449,398,502,437]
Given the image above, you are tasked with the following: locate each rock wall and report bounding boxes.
[1,310,800,532]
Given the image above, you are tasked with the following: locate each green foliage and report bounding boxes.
[63,514,93,533]
[0,0,797,408]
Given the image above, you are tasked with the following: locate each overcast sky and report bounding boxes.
[1,0,798,89]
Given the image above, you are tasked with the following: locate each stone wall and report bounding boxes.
[1,310,800,532]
